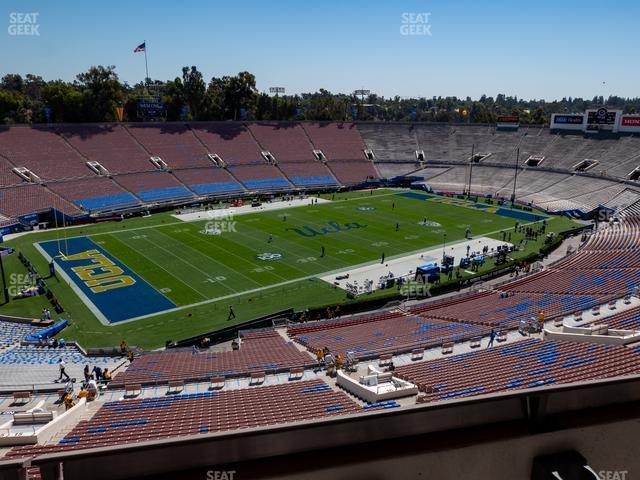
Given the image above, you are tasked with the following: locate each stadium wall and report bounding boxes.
[13,374,640,480]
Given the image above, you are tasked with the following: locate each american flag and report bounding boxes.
[134,42,146,53]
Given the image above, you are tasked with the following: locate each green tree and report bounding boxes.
[42,80,83,123]
[75,65,124,122]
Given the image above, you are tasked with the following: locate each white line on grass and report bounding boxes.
[101,233,212,301]
[103,219,543,326]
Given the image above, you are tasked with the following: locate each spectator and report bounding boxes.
[324,352,334,370]
[83,365,90,382]
[346,351,356,372]
[127,350,134,362]
[102,368,111,381]
[63,393,75,411]
[488,329,496,348]
[92,366,103,381]
[519,318,528,336]
[61,379,74,402]
[59,338,66,348]
[58,358,70,381]
[86,378,98,401]
[315,349,324,372]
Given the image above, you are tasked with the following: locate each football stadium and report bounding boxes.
[1,1,640,479]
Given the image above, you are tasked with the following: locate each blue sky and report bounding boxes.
[1,0,638,100]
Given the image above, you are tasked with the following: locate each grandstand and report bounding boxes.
[3,122,640,230]
[4,121,640,478]
[4,0,640,475]
[396,339,640,402]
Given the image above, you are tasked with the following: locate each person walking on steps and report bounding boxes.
[58,358,70,382]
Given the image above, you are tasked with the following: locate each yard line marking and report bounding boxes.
[104,220,541,326]
[112,233,217,299]
[139,233,241,294]
[99,233,210,301]
[155,228,266,288]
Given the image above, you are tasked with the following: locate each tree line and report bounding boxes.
[1,65,639,125]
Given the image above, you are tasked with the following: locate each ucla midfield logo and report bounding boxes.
[62,249,136,293]
[285,220,367,238]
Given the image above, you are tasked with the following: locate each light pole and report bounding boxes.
[269,87,285,120]
[511,147,520,207]
[0,251,8,304]
[467,143,475,198]
[354,89,370,120]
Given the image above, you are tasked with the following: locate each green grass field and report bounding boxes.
[0,189,580,348]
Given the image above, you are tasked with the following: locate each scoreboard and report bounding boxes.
[137,99,166,121]
[552,109,626,132]
[586,108,618,126]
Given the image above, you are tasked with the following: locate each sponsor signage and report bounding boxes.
[621,116,640,127]
[552,114,584,124]
[497,115,519,123]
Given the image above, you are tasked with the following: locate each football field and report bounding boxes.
[2,189,579,347]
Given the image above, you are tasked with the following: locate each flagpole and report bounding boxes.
[144,40,149,85]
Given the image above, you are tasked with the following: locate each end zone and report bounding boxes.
[35,237,175,325]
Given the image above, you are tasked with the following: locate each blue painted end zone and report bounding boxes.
[38,237,175,323]
[495,208,547,222]
[396,192,434,201]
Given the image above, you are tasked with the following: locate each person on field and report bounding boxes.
[227,306,236,321]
